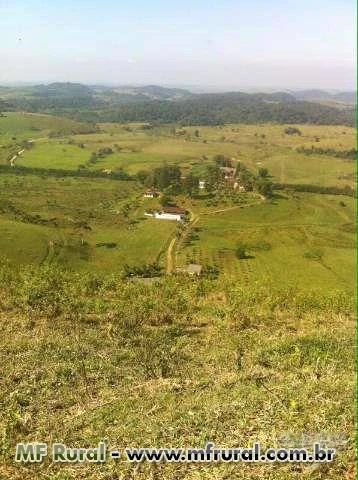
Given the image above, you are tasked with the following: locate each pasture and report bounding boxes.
[0,113,355,289]
[1,114,355,188]
[0,111,91,142]
[177,193,356,291]
[0,173,174,272]
[15,142,90,169]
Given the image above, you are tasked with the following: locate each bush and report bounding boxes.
[284,126,302,135]
[236,243,248,259]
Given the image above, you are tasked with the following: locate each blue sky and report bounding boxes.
[0,0,355,89]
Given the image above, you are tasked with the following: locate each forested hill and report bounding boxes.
[65,94,355,126]
[32,82,93,97]
[0,83,355,126]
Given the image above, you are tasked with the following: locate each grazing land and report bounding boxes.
[176,193,355,291]
[0,113,355,288]
[0,108,355,480]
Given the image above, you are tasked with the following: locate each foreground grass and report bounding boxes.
[0,262,355,479]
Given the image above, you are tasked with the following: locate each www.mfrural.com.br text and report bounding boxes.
[14,441,336,464]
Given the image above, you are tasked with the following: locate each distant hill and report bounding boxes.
[28,83,192,103]
[32,82,93,97]
[190,91,297,104]
[92,84,192,101]
[130,85,192,99]
[291,89,356,105]
[331,91,356,104]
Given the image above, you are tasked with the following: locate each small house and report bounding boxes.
[199,180,206,190]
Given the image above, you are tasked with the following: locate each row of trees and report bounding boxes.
[273,183,356,197]
[296,146,357,159]
[0,164,131,181]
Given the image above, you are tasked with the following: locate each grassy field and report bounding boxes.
[0,177,354,290]
[1,114,355,187]
[15,142,90,169]
[0,173,177,272]
[0,217,56,264]
[0,112,91,142]
[0,113,356,289]
[177,193,355,291]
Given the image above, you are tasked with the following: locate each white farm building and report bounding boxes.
[145,207,186,222]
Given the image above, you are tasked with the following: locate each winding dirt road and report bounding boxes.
[166,238,176,274]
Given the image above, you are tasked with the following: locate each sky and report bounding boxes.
[0,0,355,90]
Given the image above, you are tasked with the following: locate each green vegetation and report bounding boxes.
[15,143,90,170]
[0,109,355,479]
[0,173,176,272]
[296,145,357,159]
[2,84,354,126]
[0,115,355,286]
[0,263,354,479]
[176,193,355,290]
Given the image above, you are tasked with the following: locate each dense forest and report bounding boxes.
[0,83,355,126]
[82,96,353,126]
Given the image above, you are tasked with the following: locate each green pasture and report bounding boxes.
[77,122,355,186]
[0,217,58,265]
[0,115,355,188]
[15,142,90,169]
[0,116,355,283]
[177,193,356,291]
[73,122,356,184]
[260,150,355,186]
[91,151,185,173]
[0,112,87,140]
[81,218,176,271]
[0,173,174,271]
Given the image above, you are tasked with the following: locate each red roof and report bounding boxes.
[162,207,186,215]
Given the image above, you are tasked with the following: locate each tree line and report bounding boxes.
[296,146,357,159]
[273,182,356,197]
[0,164,132,180]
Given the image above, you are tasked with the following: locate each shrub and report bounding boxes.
[236,242,248,259]
[284,126,302,135]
